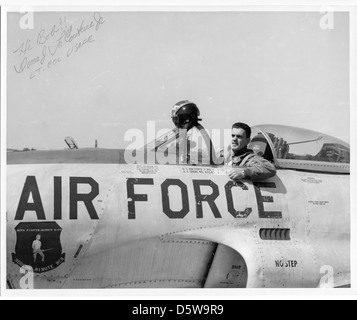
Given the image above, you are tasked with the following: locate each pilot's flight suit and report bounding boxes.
[225,147,276,180]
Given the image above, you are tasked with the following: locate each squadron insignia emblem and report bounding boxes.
[12,222,65,274]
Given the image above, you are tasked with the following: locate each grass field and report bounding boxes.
[7,148,128,164]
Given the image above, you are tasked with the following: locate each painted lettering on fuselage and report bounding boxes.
[14,176,99,221]
[12,176,282,221]
[126,178,282,220]
[275,260,298,268]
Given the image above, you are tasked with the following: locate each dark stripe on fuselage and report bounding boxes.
[7,149,128,164]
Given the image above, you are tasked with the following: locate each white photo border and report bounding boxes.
[1,1,356,300]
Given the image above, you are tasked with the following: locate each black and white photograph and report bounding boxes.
[1,1,356,300]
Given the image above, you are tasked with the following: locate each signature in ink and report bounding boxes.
[13,39,33,57]
[12,12,106,80]
[57,12,105,43]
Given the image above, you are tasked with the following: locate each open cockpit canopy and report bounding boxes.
[249,125,349,174]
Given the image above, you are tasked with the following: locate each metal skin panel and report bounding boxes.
[61,238,217,289]
[204,244,248,288]
[300,173,350,288]
[6,163,350,289]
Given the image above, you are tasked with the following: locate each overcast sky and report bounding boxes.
[7,11,350,150]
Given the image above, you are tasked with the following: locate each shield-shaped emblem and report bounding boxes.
[12,222,65,274]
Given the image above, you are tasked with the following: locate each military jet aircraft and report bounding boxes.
[6,117,350,289]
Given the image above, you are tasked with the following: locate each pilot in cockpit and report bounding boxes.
[225,122,277,181]
[169,102,276,180]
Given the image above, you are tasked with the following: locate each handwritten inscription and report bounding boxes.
[13,13,105,80]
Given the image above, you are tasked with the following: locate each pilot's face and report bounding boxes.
[231,128,250,153]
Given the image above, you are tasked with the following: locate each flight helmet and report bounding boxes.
[171,100,201,129]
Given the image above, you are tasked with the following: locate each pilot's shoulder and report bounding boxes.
[246,153,276,167]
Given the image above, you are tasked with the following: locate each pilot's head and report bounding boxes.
[231,122,251,153]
